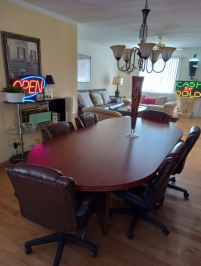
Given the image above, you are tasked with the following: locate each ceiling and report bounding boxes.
[9,0,201,49]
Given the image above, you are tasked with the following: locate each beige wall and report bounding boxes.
[0,0,77,163]
[78,39,118,95]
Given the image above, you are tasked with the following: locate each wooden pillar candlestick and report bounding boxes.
[126,76,144,138]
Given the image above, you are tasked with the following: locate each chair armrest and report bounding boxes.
[76,192,97,216]
[110,97,121,103]
[164,101,176,107]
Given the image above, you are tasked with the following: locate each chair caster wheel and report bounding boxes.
[25,246,32,254]
[154,204,160,210]
[127,232,134,240]
[162,229,169,236]
[171,177,176,184]
[90,249,97,258]
[184,192,189,198]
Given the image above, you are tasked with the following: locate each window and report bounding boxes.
[139,57,181,93]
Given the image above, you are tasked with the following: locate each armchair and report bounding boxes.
[5,163,99,266]
[141,109,170,122]
[75,113,98,129]
[168,126,200,198]
[110,142,187,239]
[82,107,122,121]
[41,121,75,141]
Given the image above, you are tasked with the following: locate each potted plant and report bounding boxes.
[1,85,25,102]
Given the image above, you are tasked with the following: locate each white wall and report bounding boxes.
[78,39,118,95]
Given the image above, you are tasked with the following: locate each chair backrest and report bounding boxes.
[82,107,122,121]
[146,142,186,208]
[173,126,200,174]
[41,121,75,141]
[142,109,170,122]
[5,163,79,233]
[75,113,98,129]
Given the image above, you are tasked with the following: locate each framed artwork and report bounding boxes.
[1,31,42,85]
[77,54,91,82]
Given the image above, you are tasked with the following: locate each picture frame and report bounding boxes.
[1,31,42,85]
[77,54,91,83]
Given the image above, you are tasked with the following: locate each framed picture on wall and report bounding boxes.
[77,54,91,82]
[1,31,42,85]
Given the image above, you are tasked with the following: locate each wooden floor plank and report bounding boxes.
[0,117,200,265]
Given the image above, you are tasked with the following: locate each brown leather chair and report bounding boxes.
[75,113,98,129]
[110,142,186,239]
[41,121,75,141]
[5,163,99,266]
[168,126,200,198]
[142,109,170,122]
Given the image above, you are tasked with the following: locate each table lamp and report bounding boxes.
[45,75,55,99]
[112,77,123,97]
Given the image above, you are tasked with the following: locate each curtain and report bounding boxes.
[139,57,181,93]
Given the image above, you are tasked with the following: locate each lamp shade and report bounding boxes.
[123,49,134,63]
[150,49,161,64]
[161,47,176,62]
[45,75,55,85]
[138,43,156,59]
[112,77,123,86]
[110,45,126,60]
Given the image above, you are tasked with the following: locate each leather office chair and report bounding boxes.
[75,113,98,129]
[41,121,75,141]
[168,126,200,198]
[110,142,186,239]
[5,163,99,266]
[142,109,170,122]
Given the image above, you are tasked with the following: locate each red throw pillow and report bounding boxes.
[141,97,156,105]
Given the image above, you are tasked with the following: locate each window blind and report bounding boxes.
[139,57,181,93]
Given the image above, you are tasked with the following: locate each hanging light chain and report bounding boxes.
[145,0,148,9]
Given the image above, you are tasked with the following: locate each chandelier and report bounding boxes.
[110,0,176,74]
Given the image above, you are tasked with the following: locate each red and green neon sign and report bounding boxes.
[176,81,201,98]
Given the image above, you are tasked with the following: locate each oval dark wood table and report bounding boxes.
[27,117,183,235]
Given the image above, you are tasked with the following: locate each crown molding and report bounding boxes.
[5,0,78,26]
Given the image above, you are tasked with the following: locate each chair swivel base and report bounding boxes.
[24,232,97,266]
[168,183,189,198]
[110,207,169,240]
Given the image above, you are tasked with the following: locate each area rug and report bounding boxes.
[170,117,179,123]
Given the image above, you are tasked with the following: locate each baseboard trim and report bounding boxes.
[0,160,10,170]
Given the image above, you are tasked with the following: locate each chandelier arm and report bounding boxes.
[145,60,153,74]
[117,60,129,73]
[152,61,166,73]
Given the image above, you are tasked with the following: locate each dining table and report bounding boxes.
[27,117,183,235]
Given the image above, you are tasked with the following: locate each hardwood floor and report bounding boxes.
[0,117,201,266]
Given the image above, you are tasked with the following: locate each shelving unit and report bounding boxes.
[4,97,65,163]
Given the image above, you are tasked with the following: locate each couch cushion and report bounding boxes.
[142,98,156,104]
[146,104,164,111]
[90,92,104,106]
[78,92,94,107]
[155,96,167,106]
[100,90,111,104]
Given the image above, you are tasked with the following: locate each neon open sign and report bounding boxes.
[176,81,201,98]
[12,76,46,102]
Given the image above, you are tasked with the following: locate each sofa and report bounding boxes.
[123,92,177,117]
[78,89,124,115]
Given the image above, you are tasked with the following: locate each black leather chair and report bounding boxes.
[142,109,170,122]
[75,113,98,129]
[168,126,200,198]
[110,142,187,240]
[41,121,75,141]
[5,163,100,266]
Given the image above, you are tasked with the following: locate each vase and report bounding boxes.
[5,93,24,103]
[126,76,144,138]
